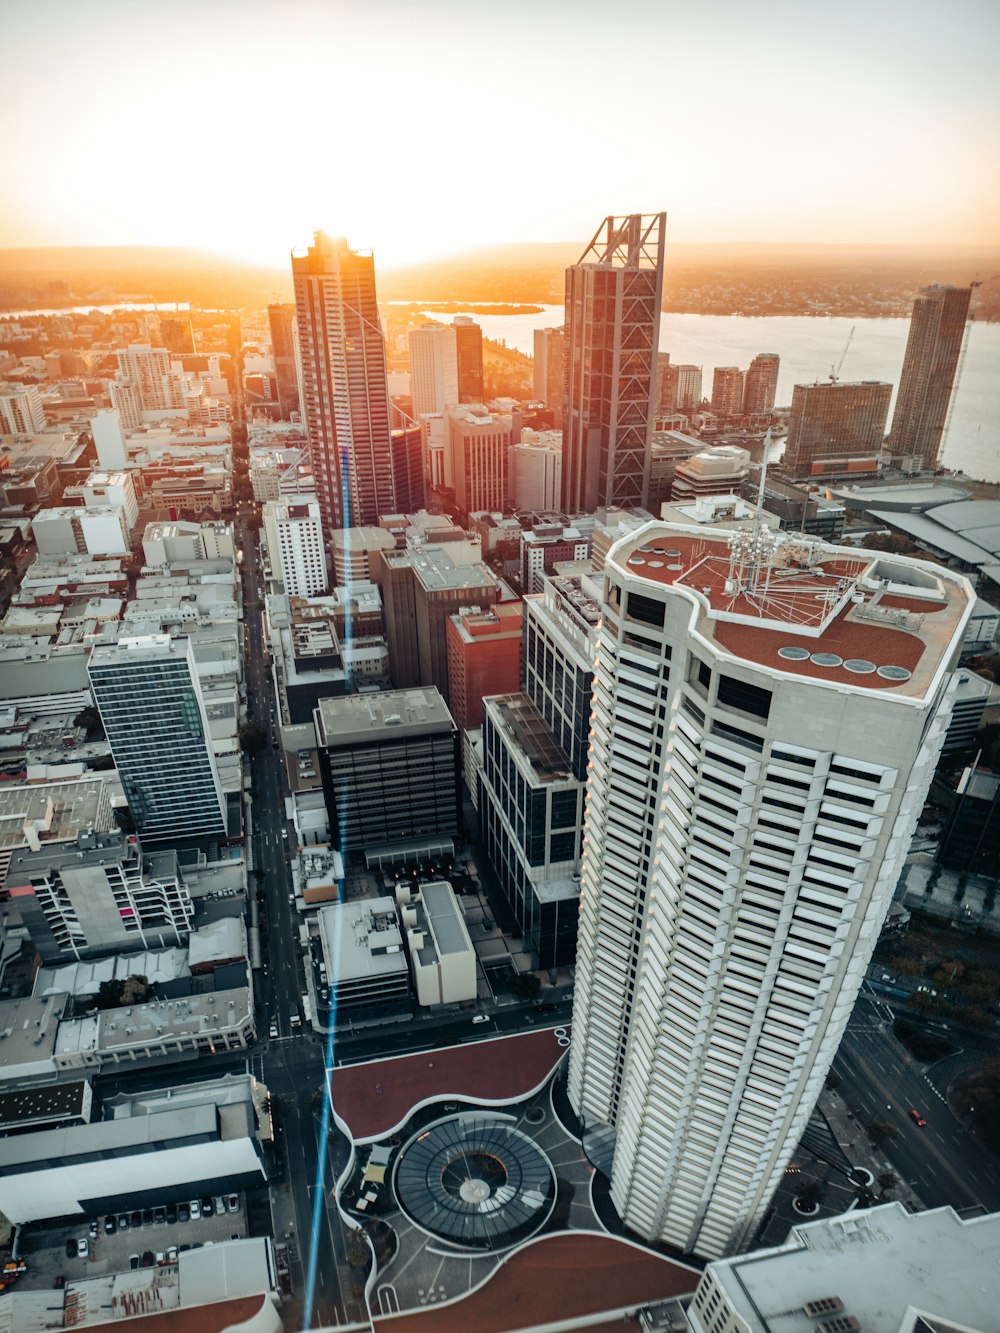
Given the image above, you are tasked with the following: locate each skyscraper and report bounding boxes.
[742,352,780,416]
[568,520,973,1260]
[561,213,666,514]
[268,302,300,419]
[711,366,744,417]
[889,284,972,467]
[114,344,179,414]
[782,380,892,478]
[409,322,460,416]
[453,316,484,403]
[533,326,565,426]
[262,498,327,597]
[292,232,395,539]
[88,635,227,843]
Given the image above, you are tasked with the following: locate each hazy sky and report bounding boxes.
[3,0,998,268]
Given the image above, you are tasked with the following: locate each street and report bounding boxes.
[832,993,1000,1213]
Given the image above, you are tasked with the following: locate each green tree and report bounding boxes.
[867,1119,900,1150]
[877,1170,898,1199]
[121,974,152,1005]
[73,705,104,738]
[510,971,542,1001]
[239,721,267,753]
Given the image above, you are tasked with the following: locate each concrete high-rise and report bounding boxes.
[742,353,780,416]
[561,213,666,514]
[889,284,972,468]
[782,380,892,479]
[262,498,327,597]
[0,384,46,434]
[114,344,179,414]
[268,302,301,419]
[88,635,227,843]
[533,327,565,426]
[409,322,460,417]
[568,520,973,1260]
[447,403,510,516]
[711,366,744,417]
[292,232,395,539]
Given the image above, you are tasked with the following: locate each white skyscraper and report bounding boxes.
[409,322,460,417]
[0,383,46,434]
[568,520,973,1260]
[114,344,180,414]
[262,498,328,598]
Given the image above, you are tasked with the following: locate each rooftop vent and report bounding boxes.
[817,1318,860,1333]
[804,1298,845,1318]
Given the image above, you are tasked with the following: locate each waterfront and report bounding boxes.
[424,305,1000,484]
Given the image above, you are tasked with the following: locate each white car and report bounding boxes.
[78,1238,89,1258]
[472,1014,489,1024]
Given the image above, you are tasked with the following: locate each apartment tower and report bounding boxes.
[741,353,780,416]
[567,520,973,1259]
[561,213,666,515]
[268,302,301,419]
[292,231,395,540]
[88,635,227,842]
[889,284,973,468]
[781,380,892,479]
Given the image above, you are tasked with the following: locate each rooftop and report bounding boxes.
[318,896,407,985]
[610,522,973,700]
[314,687,454,745]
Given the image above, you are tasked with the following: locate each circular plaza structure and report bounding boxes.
[393,1114,556,1252]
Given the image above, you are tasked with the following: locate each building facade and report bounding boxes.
[267,302,300,419]
[710,366,744,418]
[533,327,565,427]
[567,520,973,1260]
[742,353,780,416]
[447,404,510,517]
[409,322,460,417]
[0,384,46,434]
[782,380,892,479]
[561,213,665,514]
[889,284,973,468]
[292,231,396,538]
[446,602,523,732]
[453,316,484,403]
[88,635,227,842]
[262,499,327,598]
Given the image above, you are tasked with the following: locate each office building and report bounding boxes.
[267,302,300,419]
[890,284,973,468]
[108,376,142,432]
[689,1203,998,1333]
[314,687,460,858]
[374,537,501,699]
[520,522,591,594]
[8,830,194,962]
[262,498,327,597]
[782,380,892,479]
[292,231,395,538]
[390,424,426,514]
[0,383,46,435]
[567,520,973,1260]
[90,407,128,469]
[648,431,704,511]
[446,602,523,732]
[510,429,563,511]
[711,366,744,417]
[673,364,702,414]
[447,403,510,517]
[671,446,750,502]
[32,505,130,556]
[453,316,484,403]
[317,896,412,1025]
[88,635,227,842]
[409,322,460,417]
[114,344,178,414]
[742,352,780,415]
[533,327,565,426]
[562,213,666,514]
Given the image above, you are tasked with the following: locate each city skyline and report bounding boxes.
[2,0,999,268]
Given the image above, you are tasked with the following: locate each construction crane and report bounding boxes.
[829,326,855,383]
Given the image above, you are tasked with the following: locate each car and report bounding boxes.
[78,1238,89,1258]
[269,1021,278,1038]
[166,1205,177,1224]
[166,1246,178,1263]
[117,1213,130,1231]
[188,1200,200,1220]
[66,1239,78,1258]
[142,1209,154,1227]
[201,1198,214,1217]
[130,1211,141,1228]
[154,1207,166,1225]
[213,1196,226,1217]
[104,1216,117,1235]
[89,1221,98,1239]
[177,1203,189,1223]
[129,1255,140,1271]
[472,1013,489,1024]
[142,1251,154,1268]
[910,1109,927,1127]
[179,1243,191,1253]
[155,1251,167,1265]
[226,1194,239,1213]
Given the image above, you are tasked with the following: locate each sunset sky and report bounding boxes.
[3,0,998,269]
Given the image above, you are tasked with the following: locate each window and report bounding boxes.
[625,591,665,628]
[718,674,772,720]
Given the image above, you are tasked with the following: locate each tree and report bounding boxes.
[73,705,104,738]
[867,1119,900,1149]
[239,721,267,753]
[824,1071,842,1092]
[510,971,542,1001]
[795,1178,824,1210]
[96,979,125,1010]
[121,974,152,1005]
[877,1170,898,1199]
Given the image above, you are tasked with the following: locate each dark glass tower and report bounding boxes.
[889,284,972,468]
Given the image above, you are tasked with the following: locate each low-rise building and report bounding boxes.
[398,879,477,1006]
[317,896,411,1026]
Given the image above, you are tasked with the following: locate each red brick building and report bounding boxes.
[445,602,523,732]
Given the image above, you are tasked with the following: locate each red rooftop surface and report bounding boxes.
[87,1295,271,1333]
[372,1231,698,1333]
[612,527,971,699]
[331,1028,567,1141]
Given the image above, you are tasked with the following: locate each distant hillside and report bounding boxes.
[2,241,998,317]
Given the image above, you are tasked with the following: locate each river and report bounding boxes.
[421,305,1000,485]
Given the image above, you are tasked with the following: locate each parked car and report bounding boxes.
[472,1013,489,1024]
[201,1198,214,1217]
[154,1207,167,1225]
[188,1200,200,1220]
[130,1211,141,1228]
[142,1209,153,1227]
[66,1239,78,1258]
[166,1204,177,1225]
[142,1252,154,1268]
[104,1216,117,1235]
[213,1196,226,1217]
[177,1203,189,1223]
[78,1238,89,1258]
[88,1221,98,1239]
[129,1255,140,1271]
[117,1214,130,1231]
[226,1194,239,1214]
[167,1246,178,1263]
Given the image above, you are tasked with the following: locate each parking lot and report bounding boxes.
[16,1195,249,1291]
